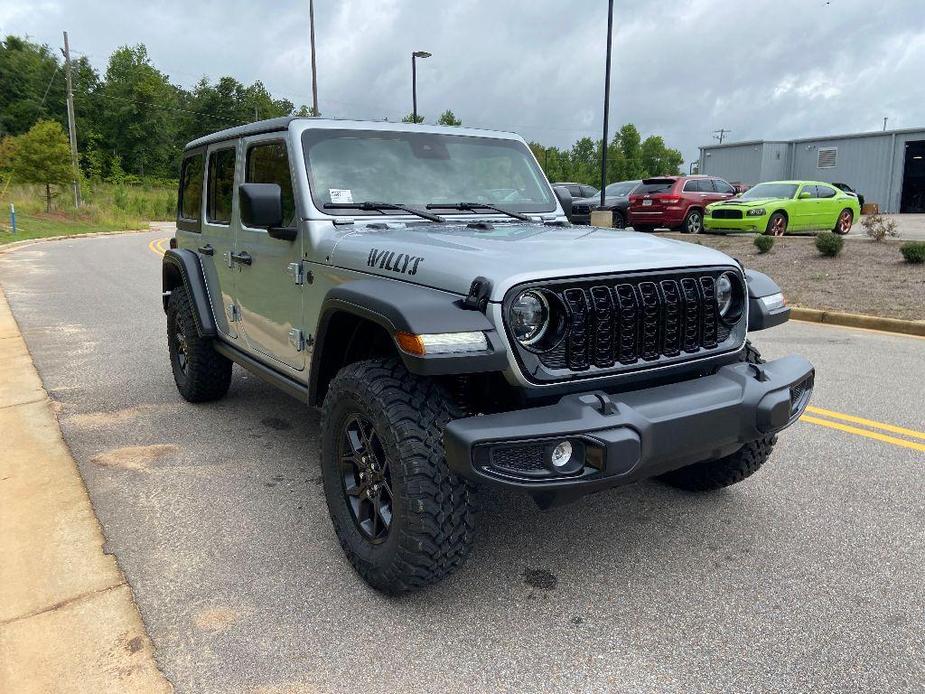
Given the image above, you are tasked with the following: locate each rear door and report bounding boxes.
[232,135,305,371]
[712,178,737,203]
[814,183,841,227]
[198,144,240,339]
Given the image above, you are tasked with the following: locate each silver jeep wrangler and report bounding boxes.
[162,117,814,593]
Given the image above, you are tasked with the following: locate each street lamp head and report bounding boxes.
[413,51,432,59]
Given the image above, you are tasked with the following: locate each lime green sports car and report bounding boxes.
[704,180,861,236]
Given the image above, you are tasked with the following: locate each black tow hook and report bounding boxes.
[578,392,618,416]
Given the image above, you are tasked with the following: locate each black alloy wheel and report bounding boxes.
[338,412,393,543]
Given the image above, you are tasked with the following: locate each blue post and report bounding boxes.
[9,203,15,234]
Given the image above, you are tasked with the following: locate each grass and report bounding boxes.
[0,181,176,245]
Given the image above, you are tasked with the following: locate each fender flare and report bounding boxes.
[745,269,790,331]
[162,249,217,338]
[309,278,509,403]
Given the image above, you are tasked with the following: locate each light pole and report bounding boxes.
[309,0,319,116]
[600,0,614,209]
[412,50,431,122]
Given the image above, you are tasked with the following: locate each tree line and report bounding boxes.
[1,33,683,194]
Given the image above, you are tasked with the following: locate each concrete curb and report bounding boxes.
[0,226,157,256]
[790,306,925,337]
[0,285,173,693]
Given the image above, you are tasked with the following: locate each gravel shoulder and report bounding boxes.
[665,233,924,321]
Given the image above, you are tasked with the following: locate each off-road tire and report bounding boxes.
[320,358,476,594]
[166,287,232,402]
[680,208,703,234]
[659,341,777,491]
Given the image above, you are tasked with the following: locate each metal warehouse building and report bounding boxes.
[698,128,925,214]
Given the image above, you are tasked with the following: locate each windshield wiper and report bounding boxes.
[323,201,445,223]
[425,202,533,222]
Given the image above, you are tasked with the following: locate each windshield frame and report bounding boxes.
[741,183,799,200]
[300,127,557,217]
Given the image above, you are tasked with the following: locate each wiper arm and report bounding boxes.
[425,202,533,222]
[323,201,445,223]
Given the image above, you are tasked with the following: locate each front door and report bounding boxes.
[792,184,818,230]
[232,135,305,371]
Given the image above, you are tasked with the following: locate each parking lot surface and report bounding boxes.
[1,231,923,693]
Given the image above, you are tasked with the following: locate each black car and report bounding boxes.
[553,182,599,202]
[571,179,641,227]
[833,182,865,209]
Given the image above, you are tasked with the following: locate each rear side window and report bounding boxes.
[816,184,836,198]
[636,180,674,195]
[246,142,296,226]
[178,153,204,225]
[684,179,710,193]
[206,147,236,225]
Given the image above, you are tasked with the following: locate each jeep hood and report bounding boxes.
[327,222,738,301]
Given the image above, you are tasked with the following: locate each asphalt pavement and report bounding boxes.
[1,231,923,694]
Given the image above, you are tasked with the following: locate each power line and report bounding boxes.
[713,128,731,144]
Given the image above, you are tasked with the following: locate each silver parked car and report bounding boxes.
[163,117,814,593]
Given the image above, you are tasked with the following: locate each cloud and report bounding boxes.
[5,0,925,165]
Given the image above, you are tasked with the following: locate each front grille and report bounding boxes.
[712,209,743,219]
[523,269,740,374]
[489,444,546,474]
[572,204,591,215]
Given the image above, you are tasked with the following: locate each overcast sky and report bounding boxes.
[4,0,925,165]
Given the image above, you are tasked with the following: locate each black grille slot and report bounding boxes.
[522,269,741,375]
[490,444,546,473]
[563,288,590,370]
[712,209,743,220]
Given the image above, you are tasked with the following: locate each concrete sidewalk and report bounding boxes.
[0,286,171,693]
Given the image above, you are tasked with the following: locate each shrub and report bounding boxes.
[860,214,898,242]
[815,232,844,257]
[754,235,775,253]
[900,241,925,264]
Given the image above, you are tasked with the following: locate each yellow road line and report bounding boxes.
[800,415,925,453]
[805,405,925,441]
[148,237,170,257]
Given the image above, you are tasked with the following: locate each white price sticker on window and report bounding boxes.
[329,188,353,204]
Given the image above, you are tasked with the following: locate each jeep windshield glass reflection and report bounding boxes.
[302,129,556,215]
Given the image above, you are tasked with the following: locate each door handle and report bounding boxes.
[230,251,252,266]
[197,244,214,256]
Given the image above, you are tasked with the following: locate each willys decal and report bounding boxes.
[367,248,424,275]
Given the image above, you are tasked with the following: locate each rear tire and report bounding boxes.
[658,342,777,492]
[612,211,626,229]
[680,209,703,234]
[320,358,477,594]
[166,287,232,402]
[833,208,853,234]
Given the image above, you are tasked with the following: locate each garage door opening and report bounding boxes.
[900,140,925,213]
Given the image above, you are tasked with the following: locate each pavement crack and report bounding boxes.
[0,581,127,627]
[0,395,48,411]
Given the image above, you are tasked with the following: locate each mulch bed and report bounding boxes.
[663,233,924,321]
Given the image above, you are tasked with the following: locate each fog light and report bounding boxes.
[550,441,572,468]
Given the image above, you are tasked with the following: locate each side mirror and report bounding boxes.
[552,185,572,218]
[799,191,811,199]
[239,183,296,240]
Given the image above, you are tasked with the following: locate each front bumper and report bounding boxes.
[704,214,767,232]
[444,355,814,497]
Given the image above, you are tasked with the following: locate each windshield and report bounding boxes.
[634,180,674,195]
[302,129,556,215]
[741,183,798,200]
[604,180,640,197]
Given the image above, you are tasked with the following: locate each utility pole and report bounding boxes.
[599,0,614,209]
[713,128,731,145]
[62,31,80,207]
[883,116,888,131]
[309,0,318,116]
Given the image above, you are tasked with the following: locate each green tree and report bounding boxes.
[436,109,462,126]
[640,135,683,177]
[11,119,74,211]
[401,113,425,123]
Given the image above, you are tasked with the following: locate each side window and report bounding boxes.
[178,153,204,228]
[800,185,818,199]
[206,147,236,225]
[816,184,836,199]
[683,179,699,192]
[714,179,735,194]
[246,141,296,226]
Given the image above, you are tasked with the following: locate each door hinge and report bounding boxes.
[225,303,240,323]
[288,328,306,351]
[287,261,313,286]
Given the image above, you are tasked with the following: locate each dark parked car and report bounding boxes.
[833,182,865,209]
[553,182,598,223]
[571,179,641,227]
[628,175,737,233]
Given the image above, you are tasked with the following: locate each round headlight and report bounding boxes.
[716,273,734,317]
[509,290,549,346]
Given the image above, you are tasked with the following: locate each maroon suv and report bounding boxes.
[628,176,737,233]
